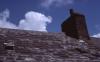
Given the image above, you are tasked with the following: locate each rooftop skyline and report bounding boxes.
[0,0,100,38]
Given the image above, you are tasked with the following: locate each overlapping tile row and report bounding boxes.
[0,28,100,62]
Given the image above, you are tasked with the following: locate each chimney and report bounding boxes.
[61,9,90,40]
[69,9,74,15]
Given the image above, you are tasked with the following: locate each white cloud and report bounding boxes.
[92,33,100,38]
[41,0,74,8]
[0,9,18,29]
[0,9,52,32]
[19,11,52,32]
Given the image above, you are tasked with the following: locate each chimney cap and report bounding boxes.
[69,9,74,15]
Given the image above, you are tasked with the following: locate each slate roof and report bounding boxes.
[90,37,100,48]
[0,28,100,62]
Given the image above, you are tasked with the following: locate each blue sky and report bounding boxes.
[0,0,100,37]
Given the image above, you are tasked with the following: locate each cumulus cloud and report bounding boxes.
[92,25,100,38]
[0,9,52,32]
[41,0,74,8]
[19,11,52,32]
[0,9,18,29]
[92,33,100,38]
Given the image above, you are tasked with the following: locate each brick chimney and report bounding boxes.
[61,9,90,40]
